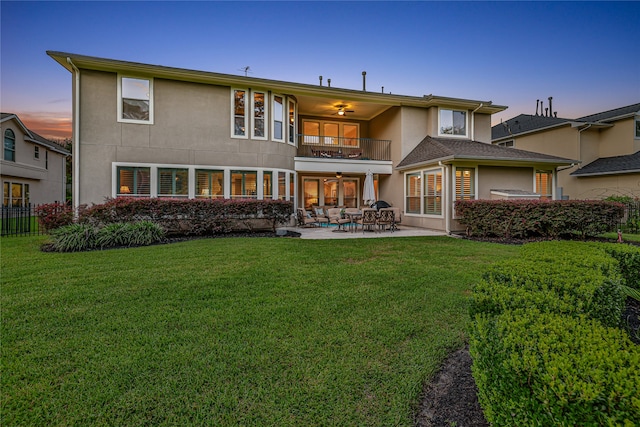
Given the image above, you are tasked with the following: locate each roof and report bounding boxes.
[576,103,640,122]
[397,135,575,169]
[492,103,640,141]
[570,151,640,177]
[0,113,71,155]
[47,51,507,115]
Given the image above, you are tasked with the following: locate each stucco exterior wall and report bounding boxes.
[77,69,297,205]
[477,166,534,199]
[473,113,492,143]
[598,118,635,157]
[370,107,403,209]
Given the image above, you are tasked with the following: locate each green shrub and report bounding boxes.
[600,243,640,290]
[35,202,75,232]
[455,200,624,238]
[471,311,640,426]
[51,221,165,252]
[50,223,97,252]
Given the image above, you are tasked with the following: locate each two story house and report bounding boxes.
[1,113,70,206]
[48,51,573,232]
[492,103,640,199]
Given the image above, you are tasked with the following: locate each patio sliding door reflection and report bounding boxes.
[303,179,319,208]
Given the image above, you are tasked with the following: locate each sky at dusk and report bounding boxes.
[1,1,639,140]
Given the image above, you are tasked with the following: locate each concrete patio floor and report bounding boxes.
[278,225,448,240]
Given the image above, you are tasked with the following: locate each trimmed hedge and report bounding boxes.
[455,199,624,238]
[35,202,75,232]
[469,242,640,426]
[471,310,640,426]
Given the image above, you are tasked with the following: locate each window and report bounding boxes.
[635,117,640,138]
[323,123,339,145]
[45,151,48,170]
[158,168,188,197]
[303,121,320,144]
[231,170,257,198]
[343,124,359,146]
[278,171,287,200]
[3,182,29,206]
[343,179,358,208]
[34,146,40,159]
[406,173,421,214]
[4,129,15,162]
[117,166,150,196]
[288,99,297,145]
[232,89,248,138]
[290,173,295,207]
[263,171,273,200]
[118,76,153,123]
[272,94,284,142]
[424,170,442,215]
[535,170,553,200]
[301,120,360,146]
[455,168,475,200]
[303,179,319,208]
[323,179,338,206]
[196,170,224,198]
[439,109,467,137]
[497,140,514,148]
[252,91,267,139]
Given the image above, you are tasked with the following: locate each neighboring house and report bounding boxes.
[1,113,70,206]
[48,51,573,233]
[492,104,640,199]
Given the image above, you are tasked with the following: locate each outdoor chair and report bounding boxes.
[297,208,320,228]
[327,208,350,232]
[377,208,395,232]
[381,207,401,231]
[311,206,330,227]
[357,208,378,233]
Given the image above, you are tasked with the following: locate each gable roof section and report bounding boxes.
[397,136,574,169]
[576,103,640,122]
[570,151,640,177]
[1,113,71,155]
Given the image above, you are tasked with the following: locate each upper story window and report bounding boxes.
[288,99,297,145]
[118,76,153,124]
[497,140,514,148]
[272,94,285,142]
[455,167,475,200]
[4,129,15,162]
[439,109,467,137]
[252,91,267,139]
[635,117,639,138]
[232,89,248,138]
[301,120,360,146]
[34,146,40,160]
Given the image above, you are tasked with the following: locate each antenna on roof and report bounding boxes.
[239,66,252,77]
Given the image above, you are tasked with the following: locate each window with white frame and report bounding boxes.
[406,173,421,214]
[635,117,640,138]
[263,171,273,199]
[34,146,40,160]
[118,76,153,124]
[272,94,285,142]
[232,89,248,138]
[252,91,267,139]
[424,170,443,215]
[278,171,287,200]
[117,166,151,196]
[4,129,15,162]
[3,181,29,206]
[231,170,257,198]
[535,170,553,200]
[497,140,514,148]
[455,167,475,200]
[288,99,297,145]
[196,170,224,198]
[158,168,188,197]
[439,109,467,137]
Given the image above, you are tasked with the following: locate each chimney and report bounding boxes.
[362,71,366,91]
[548,97,553,118]
[319,76,323,86]
[327,78,331,88]
[536,99,540,116]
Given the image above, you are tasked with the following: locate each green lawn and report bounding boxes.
[2,235,520,426]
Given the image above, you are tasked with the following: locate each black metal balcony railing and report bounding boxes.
[297,135,391,161]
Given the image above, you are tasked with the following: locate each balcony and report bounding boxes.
[296,135,391,161]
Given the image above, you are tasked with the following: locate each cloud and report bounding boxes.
[15,111,72,140]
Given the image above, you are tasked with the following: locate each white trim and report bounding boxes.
[271,93,285,142]
[287,98,297,146]
[231,88,249,139]
[437,108,469,138]
[117,74,154,125]
[402,167,445,218]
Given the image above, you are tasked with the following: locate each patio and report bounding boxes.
[279,224,448,239]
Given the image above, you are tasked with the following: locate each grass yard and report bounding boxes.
[2,235,519,426]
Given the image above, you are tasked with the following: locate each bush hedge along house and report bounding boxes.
[49,51,574,233]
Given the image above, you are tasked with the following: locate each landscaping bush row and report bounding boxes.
[469,241,640,426]
[49,221,166,252]
[455,199,624,238]
[36,198,294,235]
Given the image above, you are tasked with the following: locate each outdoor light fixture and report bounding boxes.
[336,172,342,179]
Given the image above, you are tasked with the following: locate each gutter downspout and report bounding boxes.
[470,103,483,141]
[67,57,80,210]
[439,161,450,234]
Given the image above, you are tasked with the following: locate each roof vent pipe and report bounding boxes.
[319,76,323,86]
[362,71,366,91]
[536,99,540,116]
[327,78,331,88]
[381,86,384,93]
[545,107,549,117]
[548,96,553,118]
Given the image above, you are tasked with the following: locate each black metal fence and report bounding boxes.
[618,200,640,234]
[1,204,45,236]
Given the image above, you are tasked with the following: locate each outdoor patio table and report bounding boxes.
[346,211,362,232]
